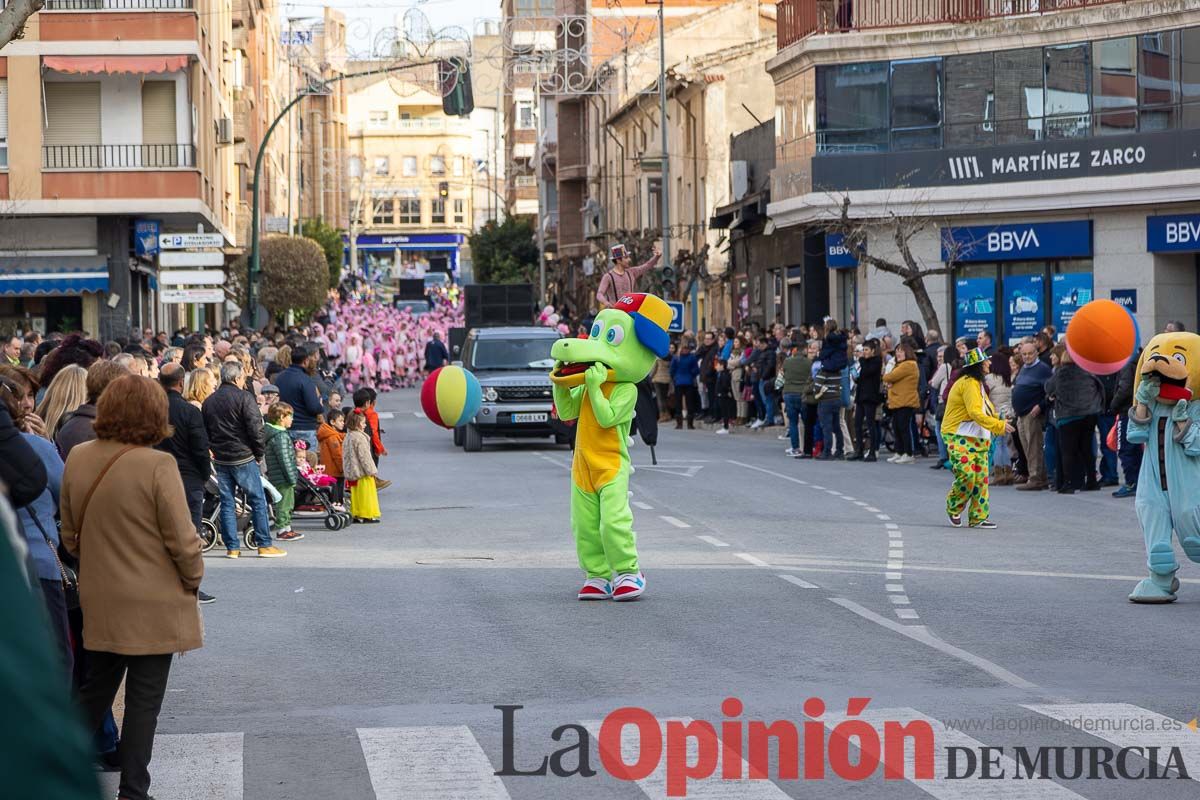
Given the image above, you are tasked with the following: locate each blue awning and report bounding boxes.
[0,257,110,297]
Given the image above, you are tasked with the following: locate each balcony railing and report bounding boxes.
[778,0,1133,49]
[43,0,195,9]
[42,144,197,170]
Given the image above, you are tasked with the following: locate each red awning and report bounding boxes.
[43,55,189,75]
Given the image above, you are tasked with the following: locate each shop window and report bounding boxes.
[399,197,421,224]
[994,48,1044,145]
[1093,38,1138,136]
[453,198,465,224]
[1139,30,1179,131]
[1044,43,1091,139]
[816,61,889,153]
[945,53,995,148]
[431,198,446,224]
[890,58,942,151]
[372,199,394,225]
[402,156,417,177]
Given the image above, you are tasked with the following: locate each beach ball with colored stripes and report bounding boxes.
[421,366,483,428]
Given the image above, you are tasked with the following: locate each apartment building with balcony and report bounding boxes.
[293,8,349,232]
[345,67,474,281]
[502,0,557,218]
[0,0,236,339]
[769,0,1200,339]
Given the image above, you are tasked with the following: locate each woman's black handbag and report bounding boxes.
[30,515,79,610]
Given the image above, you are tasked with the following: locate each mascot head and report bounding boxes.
[1134,331,1200,403]
[550,293,671,388]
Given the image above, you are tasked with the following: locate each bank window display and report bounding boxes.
[954,260,1094,344]
[816,61,889,153]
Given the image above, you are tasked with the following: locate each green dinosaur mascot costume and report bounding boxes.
[550,293,672,601]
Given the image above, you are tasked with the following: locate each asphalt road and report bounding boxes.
[107,388,1200,800]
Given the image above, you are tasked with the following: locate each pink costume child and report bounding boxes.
[360,347,377,390]
[344,333,362,392]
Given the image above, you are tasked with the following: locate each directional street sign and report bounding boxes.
[158,233,224,250]
[158,270,226,286]
[160,288,225,304]
[666,300,685,333]
[159,251,225,268]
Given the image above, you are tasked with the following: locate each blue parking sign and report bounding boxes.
[666,301,685,333]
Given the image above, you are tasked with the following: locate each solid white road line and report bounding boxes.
[96,733,243,800]
[696,535,730,547]
[778,574,820,589]
[1023,703,1200,779]
[661,515,691,529]
[735,553,771,568]
[358,726,511,800]
[821,708,1087,799]
[580,719,793,799]
[633,500,654,511]
[828,597,1040,690]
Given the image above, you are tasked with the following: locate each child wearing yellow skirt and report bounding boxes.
[343,411,381,524]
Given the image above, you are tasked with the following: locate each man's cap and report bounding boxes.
[963,347,988,368]
[261,383,280,395]
[610,244,629,261]
[613,293,671,357]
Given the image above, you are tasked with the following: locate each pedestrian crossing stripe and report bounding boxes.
[117,704,1200,799]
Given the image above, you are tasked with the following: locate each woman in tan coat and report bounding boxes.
[61,374,203,800]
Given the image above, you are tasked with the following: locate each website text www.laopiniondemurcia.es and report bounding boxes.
[493,699,1192,797]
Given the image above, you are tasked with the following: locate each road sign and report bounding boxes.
[134,220,160,256]
[160,288,225,304]
[159,251,225,268]
[265,215,289,233]
[159,270,226,286]
[158,233,224,250]
[666,301,685,333]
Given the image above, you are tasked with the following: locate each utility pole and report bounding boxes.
[658,0,671,294]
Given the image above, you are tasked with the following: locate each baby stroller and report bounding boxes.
[199,475,275,552]
[292,470,352,530]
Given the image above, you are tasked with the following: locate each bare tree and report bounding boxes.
[0,0,43,51]
[826,195,965,336]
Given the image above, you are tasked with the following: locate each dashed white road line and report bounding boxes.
[408,411,423,419]
[632,500,654,511]
[696,534,729,547]
[865,506,882,513]
[777,574,819,589]
[734,553,771,568]
[660,515,691,529]
[875,513,892,521]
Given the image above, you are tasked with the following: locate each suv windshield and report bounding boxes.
[470,337,557,370]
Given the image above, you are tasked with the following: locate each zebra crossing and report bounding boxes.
[101,703,1199,799]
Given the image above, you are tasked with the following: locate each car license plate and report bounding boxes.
[512,413,548,423]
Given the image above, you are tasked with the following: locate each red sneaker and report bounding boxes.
[577,578,612,600]
[611,572,646,601]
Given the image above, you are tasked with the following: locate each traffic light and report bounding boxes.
[438,181,449,198]
[660,264,677,297]
[439,57,474,117]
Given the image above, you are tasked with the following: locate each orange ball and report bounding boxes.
[1064,299,1137,375]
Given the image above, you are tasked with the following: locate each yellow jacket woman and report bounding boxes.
[942,348,1011,529]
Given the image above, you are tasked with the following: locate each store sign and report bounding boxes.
[134,220,160,257]
[813,129,1200,192]
[1111,288,1137,313]
[941,221,1092,263]
[159,270,226,286]
[825,232,860,269]
[351,233,465,247]
[265,216,289,233]
[954,277,996,341]
[1052,273,1094,333]
[161,288,225,304]
[1146,213,1200,253]
[159,233,224,250]
[1003,274,1044,344]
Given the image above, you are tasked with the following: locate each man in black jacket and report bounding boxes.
[202,361,284,558]
[0,403,47,509]
[850,339,884,462]
[158,364,216,601]
[696,331,719,422]
[424,330,450,372]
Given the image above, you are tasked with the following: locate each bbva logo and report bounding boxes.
[986,229,1040,253]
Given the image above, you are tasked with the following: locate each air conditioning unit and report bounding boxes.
[217,117,234,145]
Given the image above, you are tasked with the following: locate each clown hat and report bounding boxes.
[610,244,629,262]
[613,293,672,357]
[963,347,988,367]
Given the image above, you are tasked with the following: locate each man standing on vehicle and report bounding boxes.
[595,241,661,310]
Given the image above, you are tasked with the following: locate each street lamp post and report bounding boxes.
[658,0,671,294]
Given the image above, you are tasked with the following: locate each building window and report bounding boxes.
[373,199,394,225]
[816,61,889,153]
[348,156,362,178]
[890,58,942,151]
[402,156,417,177]
[374,156,389,176]
[399,197,421,224]
[516,100,535,130]
[1141,30,1180,130]
[1044,43,1091,139]
[452,157,464,177]
[646,177,662,230]
[430,155,446,176]
[369,110,388,129]
[514,0,554,17]
[453,198,465,223]
[431,198,446,223]
[994,47,1044,145]
[1093,38,1138,136]
[945,53,995,148]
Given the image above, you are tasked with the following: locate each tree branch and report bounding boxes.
[0,0,44,50]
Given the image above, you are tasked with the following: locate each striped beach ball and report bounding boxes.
[420,365,483,429]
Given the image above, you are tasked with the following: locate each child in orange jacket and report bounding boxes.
[317,409,347,505]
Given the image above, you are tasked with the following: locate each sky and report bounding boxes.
[282,0,503,59]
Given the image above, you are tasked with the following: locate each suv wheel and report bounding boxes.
[463,423,483,452]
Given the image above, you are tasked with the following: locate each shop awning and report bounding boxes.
[0,257,109,296]
[43,55,189,75]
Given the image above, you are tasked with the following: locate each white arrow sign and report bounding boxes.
[159,270,226,286]
[160,288,225,304]
[158,233,224,250]
[159,251,225,268]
